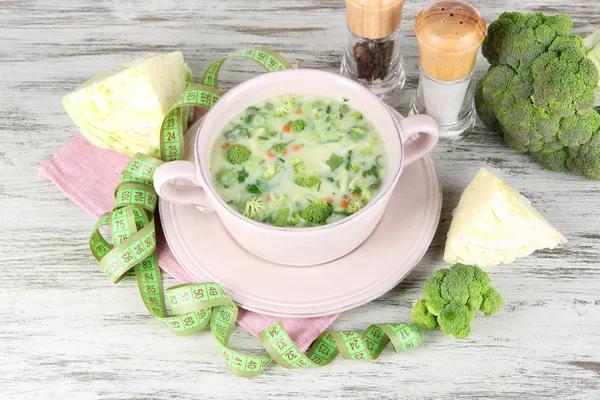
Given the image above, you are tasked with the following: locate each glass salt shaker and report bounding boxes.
[340,0,407,99]
[409,0,486,140]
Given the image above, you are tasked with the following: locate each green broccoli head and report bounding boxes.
[226,144,251,164]
[294,173,320,188]
[412,263,503,339]
[300,199,332,225]
[291,119,306,132]
[476,12,600,180]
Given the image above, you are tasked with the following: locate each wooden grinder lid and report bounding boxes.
[415,0,486,81]
[345,0,406,40]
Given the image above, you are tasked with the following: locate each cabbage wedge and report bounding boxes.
[62,52,193,157]
[444,168,567,267]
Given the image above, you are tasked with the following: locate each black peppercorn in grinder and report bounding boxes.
[340,0,407,98]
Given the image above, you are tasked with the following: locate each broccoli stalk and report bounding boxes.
[411,264,504,339]
[475,12,600,179]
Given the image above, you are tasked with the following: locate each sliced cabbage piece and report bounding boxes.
[62,51,193,157]
[444,168,567,267]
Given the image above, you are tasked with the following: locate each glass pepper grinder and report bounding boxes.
[340,0,407,99]
[409,1,486,140]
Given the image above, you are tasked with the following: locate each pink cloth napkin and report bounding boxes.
[40,133,337,351]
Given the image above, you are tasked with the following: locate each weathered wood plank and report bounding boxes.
[0,0,599,398]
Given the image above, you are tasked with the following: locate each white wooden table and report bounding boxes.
[1,0,599,398]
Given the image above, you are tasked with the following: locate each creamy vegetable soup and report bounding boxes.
[209,94,387,227]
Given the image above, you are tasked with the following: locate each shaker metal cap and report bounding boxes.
[345,0,406,39]
[415,0,486,81]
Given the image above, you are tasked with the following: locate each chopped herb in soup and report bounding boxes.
[210,94,387,227]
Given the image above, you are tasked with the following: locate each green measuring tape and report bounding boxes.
[89,48,423,377]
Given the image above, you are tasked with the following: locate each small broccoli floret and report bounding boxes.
[242,196,265,220]
[411,263,503,339]
[287,211,300,226]
[291,119,306,132]
[290,157,305,174]
[226,144,251,164]
[261,164,281,180]
[294,173,320,188]
[350,111,363,122]
[346,187,372,214]
[273,193,289,207]
[347,199,366,214]
[348,126,367,141]
[480,287,504,316]
[272,142,287,153]
[274,101,294,117]
[438,303,474,339]
[411,299,439,330]
[216,169,237,187]
[300,199,333,225]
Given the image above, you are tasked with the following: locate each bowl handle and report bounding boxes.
[396,114,439,167]
[154,160,214,213]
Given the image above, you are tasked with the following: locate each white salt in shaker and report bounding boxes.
[409,1,486,140]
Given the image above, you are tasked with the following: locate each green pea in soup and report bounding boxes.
[210,94,387,227]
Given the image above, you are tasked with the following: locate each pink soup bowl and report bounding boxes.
[154,69,439,266]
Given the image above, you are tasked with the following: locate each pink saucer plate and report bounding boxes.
[159,108,442,318]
